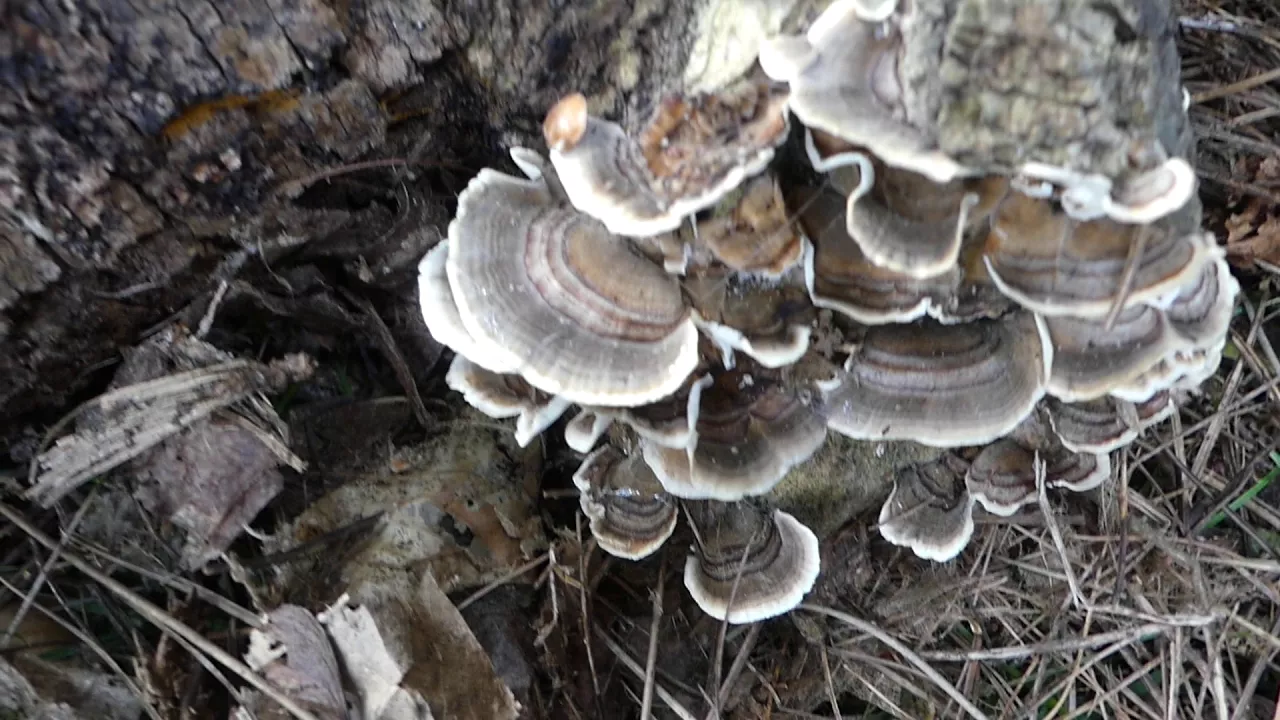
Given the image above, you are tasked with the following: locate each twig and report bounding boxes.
[716,622,761,708]
[800,604,990,720]
[594,627,699,720]
[0,502,323,720]
[0,574,165,720]
[2,488,98,647]
[820,644,843,720]
[640,552,666,720]
[455,552,549,611]
[1035,453,1085,607]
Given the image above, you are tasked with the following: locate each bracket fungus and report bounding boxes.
[573,446,679,561]
[694,174,806,278]
[643,369,827,501]
[760,0,965,183]
[1046,393,1174,454]
[683,501,821,624]
[445,356,571,448]
[544,81,790,238]
[1014,158,1198,225]
[442,150,700,406]
[687,276,815,369]
[878,457,975,562]
[824,312,1051,447]
[795,184,959,324]
[983,193,1213,318]
[413,0,1234,623]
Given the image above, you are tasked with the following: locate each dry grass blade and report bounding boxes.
[800,603,990,720]
[0,502,324,720]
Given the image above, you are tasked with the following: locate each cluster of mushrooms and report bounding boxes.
[418,0,1239,624]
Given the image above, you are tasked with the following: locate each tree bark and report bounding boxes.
[3,0,833,451]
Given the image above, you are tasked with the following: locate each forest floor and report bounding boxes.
[2,1,1280,719]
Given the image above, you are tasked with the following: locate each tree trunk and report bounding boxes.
[0,0,825,451]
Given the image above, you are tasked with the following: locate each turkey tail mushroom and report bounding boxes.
[683,501,821,624]
[573,446,678,560]
[878,457,975,562]
[444,151,699,406]
[545,81,790,238]
[823,311,1051,447]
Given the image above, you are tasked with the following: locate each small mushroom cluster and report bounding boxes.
[419,0,1239,624]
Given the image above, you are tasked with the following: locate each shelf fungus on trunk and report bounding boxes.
[544,80,790,238]
[444,356,572,448]
[573,446,679,561]
[793,183,959,324]
[877,456,975,562]
[1046,392,1174,454]
[438,149,700,407]
[1038,305,1179,403]
[760,0,965,183]
[802,130,1007,279]
[966,412,1112,518]
[563,409,614,454]
[686,274,815,370]
[643,368,827,501]
[682,500,821,624]
[823,311,1051,447]
[693,174,806,279]
[983,193,1213,318]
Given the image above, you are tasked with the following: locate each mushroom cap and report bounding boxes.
[696,174,806,277]
[614,374,714,449]
[965,440,1038,517]
[932,231,1017,324]
[983,193,1212,319]
[446,162,700,406]
[686,274,815,369]
[1015,158,1197,225]
[824,311,1051,447]
[445,355,572,447]
[878,457,975,562]
[1039,306,1179,403]
[794,184,959,324]
[564,409,614,454]
[417,240,517,374]
[547,82,790,238]
[760,2,964,182]
[683,502,821,624]
[1042,448,1111,493]
[1046,393,1173,454]
[847,154,1006,279]
[1164,254,1239,348]
[644,370,828,501]
[1108,346,1222,403]
[573,446,678,560]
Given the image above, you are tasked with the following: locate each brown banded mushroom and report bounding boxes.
[614,374,714,450]
[683,500,821,623]
[445,151,700,406]
[823,311,1051,447]
[1038,306,1180,403]
[563,409,614,454]
[573,446,678,560]
[1015,158,1197,225]
[794,184,959,324]
[966,438,1110,516]
[1046,393,1174,454]
[543,82,790,238]
[685,274,815,369]
[417,241,517,374]
[878,457,975,562]
[802,129,1008,280]
[695,174,806,277]
[445,356,572,448]
[1109,348,1222,404]
[934,233,1017,324]
[983,193,1213,318]
[759,0,965,183]
[643,369,828,501]
[965,440,1038,516]
[1164,254,1239,349]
